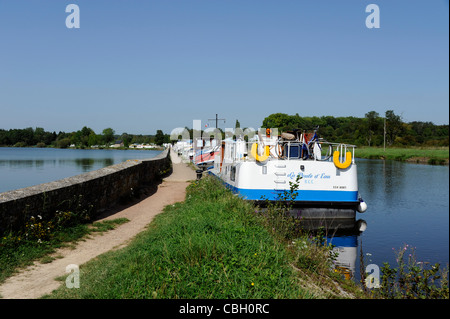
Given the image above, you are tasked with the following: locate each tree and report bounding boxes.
[262,113,293,132]
[385,110,403,146]
[88,133,101,147]
[102,128,115,145]
[71,126,95,148]
[154,130,165,146]
[56,138,71,148]
[364,111,380,146]
[120,133,131,148]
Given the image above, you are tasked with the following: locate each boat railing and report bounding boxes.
[222,139,356,164]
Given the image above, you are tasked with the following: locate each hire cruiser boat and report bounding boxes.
[208,128,367,219]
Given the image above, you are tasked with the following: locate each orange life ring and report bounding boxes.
[333,150,352,169]
[251,143,270,162]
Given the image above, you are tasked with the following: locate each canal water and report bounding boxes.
[0,147,162,193]
[354,159,449,280]
[291,158,448,284]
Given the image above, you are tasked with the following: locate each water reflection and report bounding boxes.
[299,218,367,280]
[60,158,115,172]
[363,160,406,209]
[0,158,115,172]
[0,148,162,193]
[356,158,449,279]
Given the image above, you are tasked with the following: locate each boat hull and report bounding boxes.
[209,158,360,217]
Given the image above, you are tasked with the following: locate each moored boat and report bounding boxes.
[208,128,367,218]
[193,138,220,170]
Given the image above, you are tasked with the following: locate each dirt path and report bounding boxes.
[0,149,196,299]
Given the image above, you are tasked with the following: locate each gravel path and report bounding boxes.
[0,149,196,299]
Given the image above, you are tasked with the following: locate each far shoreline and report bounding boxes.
[355,146,449,165]
[0,145,165,151]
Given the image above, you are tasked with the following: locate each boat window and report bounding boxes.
[284,144,300,159]
[230,166,236,181]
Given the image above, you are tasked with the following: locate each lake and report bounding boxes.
[0,147,162,193]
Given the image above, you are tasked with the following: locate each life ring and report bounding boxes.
[333,150,352,169]
[251,143,270,162]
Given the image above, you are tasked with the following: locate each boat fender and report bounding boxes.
[357,199,367,213]
[356,219,367,232]
[250,143,270,162]
[333,150,352,169]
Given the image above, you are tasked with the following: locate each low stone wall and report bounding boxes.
[0,149,171,235]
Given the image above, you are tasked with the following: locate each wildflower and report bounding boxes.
[251,282,254,286]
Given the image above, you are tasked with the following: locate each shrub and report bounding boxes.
[372,244,449,299]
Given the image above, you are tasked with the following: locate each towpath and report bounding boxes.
[0,149,196,299]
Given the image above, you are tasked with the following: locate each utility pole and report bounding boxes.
[208,114,226,129]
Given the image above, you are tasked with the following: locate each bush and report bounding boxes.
[56,138,71,148]
[371,244,449,299]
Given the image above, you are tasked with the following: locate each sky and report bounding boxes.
[0,0,448,136]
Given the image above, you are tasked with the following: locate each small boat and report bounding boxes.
[193,138,220,170]
[208,128,367,219]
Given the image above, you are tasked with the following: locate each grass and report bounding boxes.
[355,146,449,165]
[0,217,129,284]
[44,176,362,299]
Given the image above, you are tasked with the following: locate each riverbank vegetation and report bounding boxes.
[355,146,449,165]
[0,209,129,285]
[0,127,170,149]
[262,111,448,148]
[2,111,447,151]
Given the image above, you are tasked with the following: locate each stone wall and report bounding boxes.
[0,149,171,235]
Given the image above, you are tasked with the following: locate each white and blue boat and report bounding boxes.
[209,128,367,218]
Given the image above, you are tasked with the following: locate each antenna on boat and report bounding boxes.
[208,114,226,129]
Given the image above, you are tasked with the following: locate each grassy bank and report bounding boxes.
[355,146,449,165]
[45,176,362,299]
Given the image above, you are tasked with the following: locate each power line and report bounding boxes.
[207,114,226,129]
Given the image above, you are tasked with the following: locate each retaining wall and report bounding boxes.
[0,149,171,235]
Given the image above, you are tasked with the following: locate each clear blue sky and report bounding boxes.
[0,0,448,135]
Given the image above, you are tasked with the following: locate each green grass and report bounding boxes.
[0,218,129,284]
[355,146,449,164]
[44,176,361,299]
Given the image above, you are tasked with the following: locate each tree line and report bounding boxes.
[261,110,448,147]
[0,126,170,148]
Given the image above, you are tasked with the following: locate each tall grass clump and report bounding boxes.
[256,175,348,290]
[362,244,449,299]
[47,176,319,299]
[0,206,128,285]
